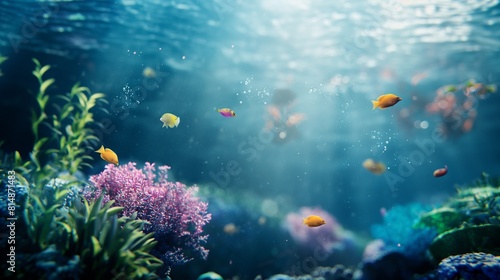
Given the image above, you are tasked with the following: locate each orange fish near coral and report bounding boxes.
[433,165,448,177]
[303,215,326,227]
[96,145,119,165]
[372,94,402,110]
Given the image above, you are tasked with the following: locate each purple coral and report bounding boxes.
[84,162,211,267]
[285,207,351,254]
[436,253,500,280]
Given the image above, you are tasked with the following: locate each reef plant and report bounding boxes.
[1,59,162,279]
[22,193,162,279]
[83,162,211,269]
[2,58,106,188]
[415,173,500,262]
[0,54,6,76]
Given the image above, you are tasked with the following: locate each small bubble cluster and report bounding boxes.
[119,83,141,112]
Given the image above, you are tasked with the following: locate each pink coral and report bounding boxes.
[84,162,211,267]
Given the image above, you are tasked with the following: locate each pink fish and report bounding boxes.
[217,108,236,117]
[433,165,448,178]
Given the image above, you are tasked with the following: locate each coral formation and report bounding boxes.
[421,253,500,280]
[413,174,500,262]
[370,203,437,259]
[83,162,211,268]
[263,265,360,280]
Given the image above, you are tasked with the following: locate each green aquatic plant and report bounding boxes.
[21,187,162,279]
[429,224,500,262]
[415,174,500,263]
[57,195,163,279]
[0,54,6,77]
[8,58,106,188]
[414,207,467,235]
[1,60,163,279]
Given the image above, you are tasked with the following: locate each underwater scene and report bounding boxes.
[1,0,500,279]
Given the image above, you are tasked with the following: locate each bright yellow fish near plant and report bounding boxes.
[96,145,119,165]
[160,113,180,128]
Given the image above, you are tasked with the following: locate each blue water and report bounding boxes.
[1,0,500,279]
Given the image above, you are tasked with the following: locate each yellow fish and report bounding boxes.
[95,145,119,165]
[372,93,402,110]
[160,113,180,128]
[142,67,156,78]
[303,215,326,227]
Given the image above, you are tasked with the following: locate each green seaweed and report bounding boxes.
[429,224,500,263]
[417,174,500,263]
[56,195,163,279]
[7,58,107,188]
[20,188,162,279]
[1,60,163,279]
[0,54,6,77]
[414,207,467,234]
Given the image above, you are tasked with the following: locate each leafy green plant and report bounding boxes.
[23,182,72,251]
[57,195,163,279]
[11,58,107,188]
[22,186,163,279]
[0,54,6,76]
[1,59,166,279]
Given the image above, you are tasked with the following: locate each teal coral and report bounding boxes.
[371,203,437,259]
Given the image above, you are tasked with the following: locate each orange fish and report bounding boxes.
[96,145,119,165]
[372,94,402,110]
[303,215,326,227]
[362,158,386,175]
[223,223,239,235]
[433,165,448,177]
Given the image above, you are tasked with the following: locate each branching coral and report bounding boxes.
[421,253,500,280]
[83,162,211,268]
[371,203,437,259]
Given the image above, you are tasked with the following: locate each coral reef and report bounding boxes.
[413,174,500,262]
[370,203,437,259]
[421,253,500,280]
[365,175,500,279]
[196,271,223,280]
[263,265,361,280]
[83,162,211,268]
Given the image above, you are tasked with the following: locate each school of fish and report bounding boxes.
[95,87,452,229]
